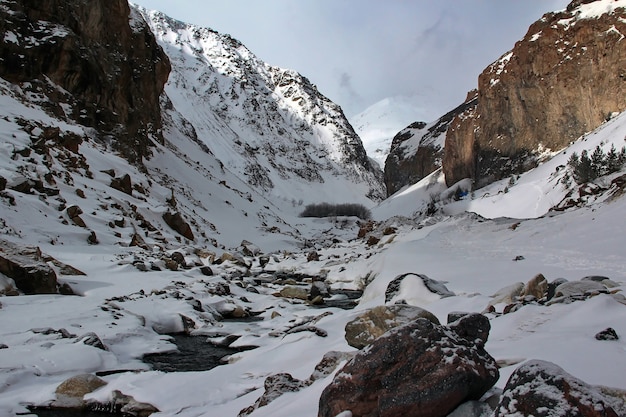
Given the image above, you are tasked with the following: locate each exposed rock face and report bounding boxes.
[0,0,170,163]
[494,360,626,417]
[384,95,478,196]
[444,0,626,187]
[319,318,499,417]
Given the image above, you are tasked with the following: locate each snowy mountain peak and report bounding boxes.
[135,5,384,204]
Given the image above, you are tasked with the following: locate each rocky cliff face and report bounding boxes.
[443,0,626,187]
[384,94,477,196]
[0,0,170,163]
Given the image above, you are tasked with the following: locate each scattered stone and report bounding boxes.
[239,373,308,417]
[366,235,380,246]
[164,259,178,271]
[385,273,454,303]
[521,273,548,300]
[279,285,309,300]
[270,311,281,319]
[259,255,270,269]
[320,319,499,417]
[87,231,99,245]
[595,328,619,341]
[76,332,107,350]
[88,389,159,416]
[75,188,86,199]
[307,251,320,262]
[53,374,107,409]
[110,174,132,196]
[489,282,524,307]
[162,211,194,241]
[357,220,375,238]
[129,233,149,250]
[170,251,185,266]
[199,266,214,276]
[345,304,440,349]
[512,255,525,261]
[285,325,327,337]
[494,360,626,417]
[309,280,329,300]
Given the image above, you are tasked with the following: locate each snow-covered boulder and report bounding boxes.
[494,360,626,417]
[319,318,499,417]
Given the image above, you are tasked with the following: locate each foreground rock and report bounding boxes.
[494,360,626,417]
[319,317,499,417]
[344,304,440,349]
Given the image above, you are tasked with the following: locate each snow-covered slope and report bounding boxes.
[350,96,435,168]
[136,5,384,205]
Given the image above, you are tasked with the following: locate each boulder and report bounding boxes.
[320,318,499,417]
[447,401,494,417]
[494,360,626,417]
[385,273,454,304]
[595,328,619,341]
[521,273,548,300]
[448,313,491,348]
[53,373,107,409]
[279,285,309,300]
[76,332,107,350]
[239,373,308,417]
[162,211,194,241]
[0,239,57,294]
[240,240,260,257]
[554,280,608,298]
[489,282,524,306]
[344,304,440,349]
[547,278,568,300]
[110,174,133,196]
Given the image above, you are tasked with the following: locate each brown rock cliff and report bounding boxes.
[0,0,170,163]
[444,0,626,187]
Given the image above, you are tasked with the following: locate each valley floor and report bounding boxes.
[1,194,625,417]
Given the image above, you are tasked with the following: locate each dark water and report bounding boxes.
[143,334,254,372]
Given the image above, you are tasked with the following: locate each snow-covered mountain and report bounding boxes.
[136,6,384,206]
[0,1,625,417]
[350,96,435,168]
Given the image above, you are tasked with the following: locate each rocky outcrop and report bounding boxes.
[494,360,626,417]
[384,95,478,196]
[319,317,499,417]
[444,0,626,187]
[0,0,170,163]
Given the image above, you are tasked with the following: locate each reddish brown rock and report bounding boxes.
[162,211,194,241]
[444,1,626,187]
[494,360,626,417]
[319,318,499,417]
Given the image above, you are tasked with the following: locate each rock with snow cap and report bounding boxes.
[494,359,626,417]
[320,318,499,417]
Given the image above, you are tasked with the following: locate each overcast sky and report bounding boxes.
[131,1,570,119]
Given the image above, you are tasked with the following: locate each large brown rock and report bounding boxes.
[319,318,499,417]
[495,360,626,417]
[162,211,194,241]
[0,0,170,163]
[444,1,626,187]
